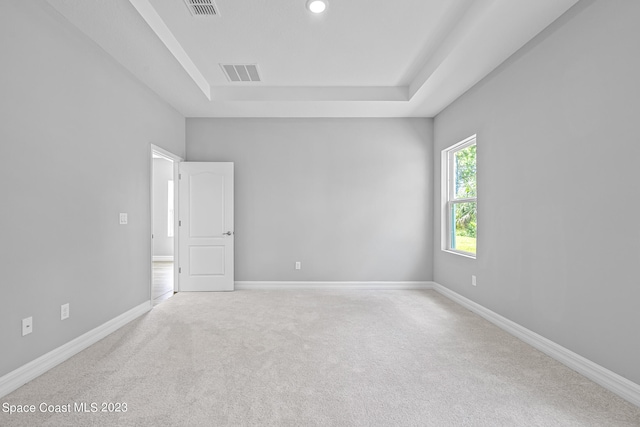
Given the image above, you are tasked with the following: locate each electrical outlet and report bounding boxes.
[22,317,33,336]
[119,213,128,225]
[61,303,70,320]
[295,262,301,270]
[472,275,477,286]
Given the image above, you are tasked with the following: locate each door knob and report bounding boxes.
[223,231,233,236]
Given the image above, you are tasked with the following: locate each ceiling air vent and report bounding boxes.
[221,64,261,82]
[183,0,218,16]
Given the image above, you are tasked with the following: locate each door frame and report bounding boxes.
[150,144,183,298]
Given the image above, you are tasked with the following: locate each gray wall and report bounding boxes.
[0,0,185,377]
[187,118,433,282]
[433,0,640,384]
[153,158,175,257]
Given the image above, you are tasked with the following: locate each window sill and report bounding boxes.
[442,249,476,260]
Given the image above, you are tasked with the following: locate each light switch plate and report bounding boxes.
[119,213,128,225]
[22,317,33,336]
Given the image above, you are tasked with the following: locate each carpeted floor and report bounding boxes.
[2,290,639,426]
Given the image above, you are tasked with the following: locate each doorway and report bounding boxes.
[151,145,181,305]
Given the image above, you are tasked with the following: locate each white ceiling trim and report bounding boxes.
[211,86,408,102]
[409,0,493,99]
[128,0,211,100]
[409,0,581,113]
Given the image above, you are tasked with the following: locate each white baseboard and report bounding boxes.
[430,282,640,408]
[235,281,433,290]
[0,301,151,398]
[153,256,174,262]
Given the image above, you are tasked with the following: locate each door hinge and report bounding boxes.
[179,174,182,180]
[179,220,182,226]
[179,267,182,274]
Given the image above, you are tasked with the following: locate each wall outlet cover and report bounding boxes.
[61,303,70,320]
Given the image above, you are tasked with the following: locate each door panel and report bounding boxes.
[179,162,234,291]
[189,246,225,275]
[190,172,224,237]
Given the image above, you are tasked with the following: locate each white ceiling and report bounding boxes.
[44,0,579,118]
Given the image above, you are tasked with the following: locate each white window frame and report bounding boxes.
[441,135,477,258]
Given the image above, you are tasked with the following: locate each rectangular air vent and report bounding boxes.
[221,64,261,82]
[184,0,218,16]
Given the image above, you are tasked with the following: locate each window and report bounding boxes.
[443,135,477,257]
[167,180,174,237]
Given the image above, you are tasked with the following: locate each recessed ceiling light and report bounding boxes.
[307,0,327,14]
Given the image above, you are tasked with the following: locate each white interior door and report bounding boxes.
[179,162,234,291]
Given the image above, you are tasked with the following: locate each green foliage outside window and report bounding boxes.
[454,144,476,240]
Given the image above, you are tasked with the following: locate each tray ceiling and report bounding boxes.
[44,0,579,117]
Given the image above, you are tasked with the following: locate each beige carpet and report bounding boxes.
[2,290,639,426]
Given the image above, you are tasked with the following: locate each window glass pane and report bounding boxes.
[454,144,476,199]
[168,181,174,237]
[451,202,476,254]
